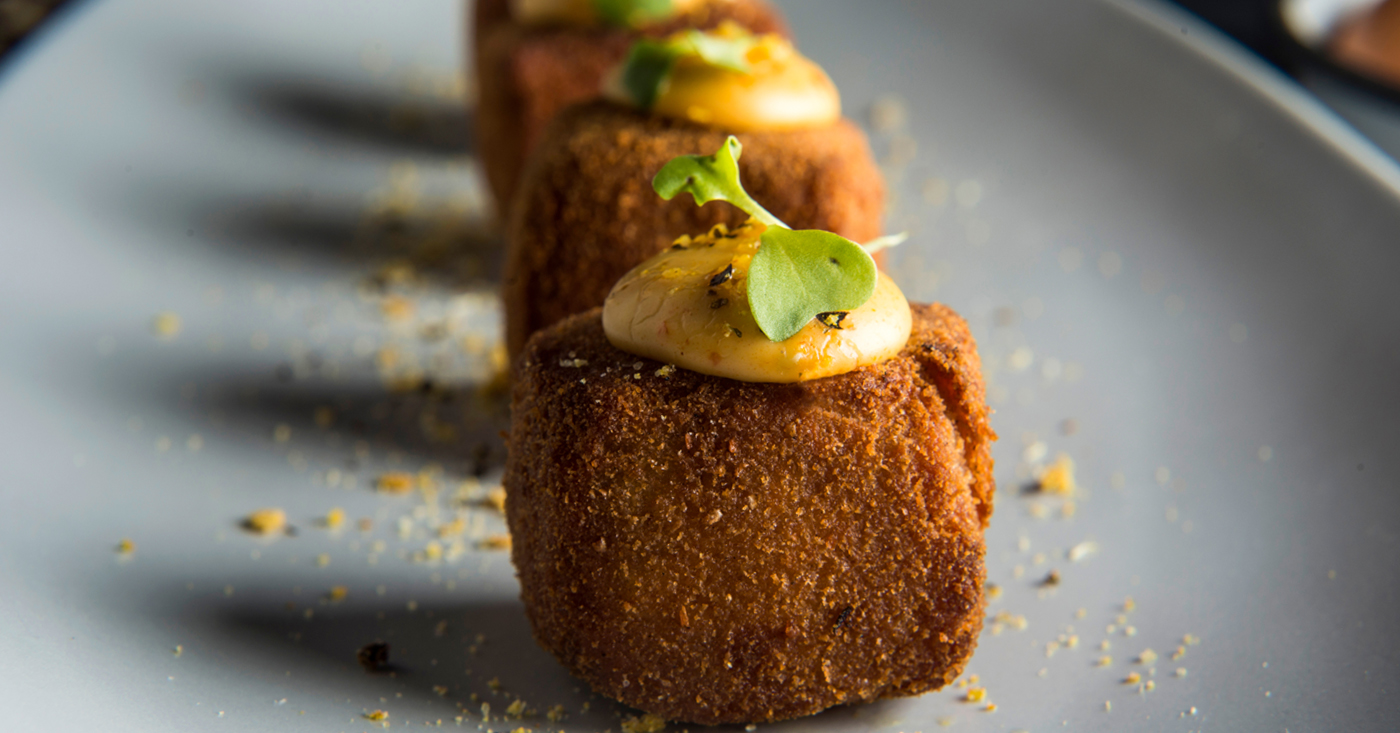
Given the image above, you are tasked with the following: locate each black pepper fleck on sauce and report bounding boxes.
[834,605,853,629]
[729,326,743,338]
[817,311,849,330]
[709,264,734,287]
[710,298,728,310]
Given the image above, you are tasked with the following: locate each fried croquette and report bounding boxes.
[502,101,886,357]
[473,0,787,216]
[503,302,995,724]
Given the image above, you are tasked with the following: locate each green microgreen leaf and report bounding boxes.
[861,231,908,255]
[652,136,785,227]
[619,30,756,109]
[593,0,674,27]
[676,29,756,73]
[621,41,682,109]
[747,228,878,342]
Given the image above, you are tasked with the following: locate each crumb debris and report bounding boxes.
[323,507,345,529]
[376,472,415,494]
[484,486,507,513]
[365,709,388,722]
[965,686,986,703]
[358,641,390,671]
[1137,649,1158,665]
[242,508,287,535]
[479,534,512,551]
[326,586,348,602]
[621,713,667,733]
[173,644,183,657]
[1124,672,1141,685]
[1037,454,1077,495]
[152,312,182,339]
[1096,656,1112,667]
[380,295,415,320]
[116,538,135,555]
[1068,541,1098,562]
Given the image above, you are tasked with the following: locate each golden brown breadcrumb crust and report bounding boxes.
[473,0,788,216]
[502,101,886,358]
[504,302,995,724]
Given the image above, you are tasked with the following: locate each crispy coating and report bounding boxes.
[502,101,886,358]
[504,303,995,724]
[473,0,787,217]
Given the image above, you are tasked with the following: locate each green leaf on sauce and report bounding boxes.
[652,136,785,227]
[748,228,878,342]
[653,136,887,342]
[593,0,675,28]
[620,30,756,108]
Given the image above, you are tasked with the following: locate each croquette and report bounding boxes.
[503,302,995,724]
[502,101,886,357]
[472,0,787,216]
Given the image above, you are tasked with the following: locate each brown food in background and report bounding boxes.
[1330,0,1400,88]
[502,101,886,358]
[472,0,787,218]
[503,303,995,724]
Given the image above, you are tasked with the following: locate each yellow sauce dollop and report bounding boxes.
[602,221,911,383]
[603,29,840,131]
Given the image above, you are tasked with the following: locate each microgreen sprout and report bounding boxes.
[652,136,903,342]
[593,0,675,27]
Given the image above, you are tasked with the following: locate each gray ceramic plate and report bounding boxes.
[2,0,1398,730]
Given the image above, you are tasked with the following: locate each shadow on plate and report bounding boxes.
[113,181,505,288]
[144,580,917,733]
[227,73,475,157]
[121,359,509,479]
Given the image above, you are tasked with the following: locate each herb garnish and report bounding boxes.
[593,0,674,27]
[653,136,900,342]
[654,136,783,226]
[620,29,757,108]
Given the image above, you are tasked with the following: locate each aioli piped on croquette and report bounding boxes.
[602,221,911,382]
[601,135,909,382]
[605,25,840,130]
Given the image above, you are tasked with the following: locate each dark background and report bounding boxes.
[1170,0,1295,71]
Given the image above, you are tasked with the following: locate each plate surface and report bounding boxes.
[2,0,1399,730]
